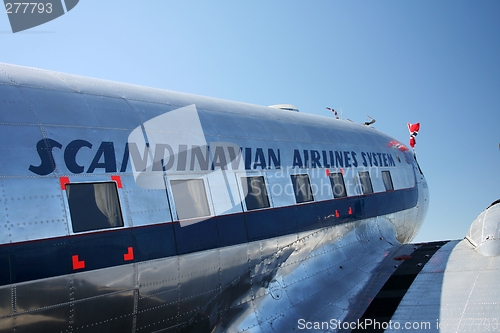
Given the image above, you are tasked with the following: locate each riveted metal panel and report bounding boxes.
[72,265,135,300]
[0,286,11,317]
[259,238,279,264]
[16,275,71,313]
[200,109,250,139]
[309,168,334,202]
[235,114,276,141]
[277,234,298,253]
[13,305,70,333]
[285,270,332,308]
[223,300,260,333]
[0,316,13,333]
[0,85,38,124]
[219,244,250,288]
[389,239,500,333]
[72,316,132,333]
[1,177,68,243]
[71,290,134,331]
[252,284,293,324]
[136,302,179,333]
[279,255,309,289]
[0,66,14,85]
[51,71,122,97]
[287,280,337,320]
[94,79,173,104]
[138,287,179,317]
[126,99,179,125]
[196,109,222,137]
[0,124,44,177]
[112,84,174,105]
[258,305,301,333]
[304,250,334,279]
[81,94,141,130]
[137,257,179,298]
[120,174,172,226]
[21,86,102,128]
[177,290,220,327]
[206,170,243,216]
[0,64,74,92]
[178,250,220,301]
[468,270,500,303]
[306,228,329,257]
[265,169,295,208]
[268,117,300,142]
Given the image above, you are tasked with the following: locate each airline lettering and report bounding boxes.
[361,151,395,167]
[28,139,396,176]
[292,150,396,168]
[28,139,282,176]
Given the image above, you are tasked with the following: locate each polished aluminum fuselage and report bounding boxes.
[0,63,428,332]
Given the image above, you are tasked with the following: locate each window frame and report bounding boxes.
[381,170,394,191]
[239,175,271,211]
[358,171,374,195]
[65,181,124,233]
[168,176,213,221]
[290,173,314,204]
[329,172,348,198]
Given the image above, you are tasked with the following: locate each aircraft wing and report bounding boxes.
[338,204,500,333]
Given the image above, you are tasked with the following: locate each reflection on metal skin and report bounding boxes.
[0,63,430,332]
[386,240,500,333]
[0,213,416,332]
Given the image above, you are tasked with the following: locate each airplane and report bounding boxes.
[0,62,498,333]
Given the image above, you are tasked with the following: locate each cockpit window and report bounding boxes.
[66,182,124,233]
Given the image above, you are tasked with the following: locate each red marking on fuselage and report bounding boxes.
[124,247,134,261]
[59,177,70,190]
[72,255,85,270]
[111,175,123,188]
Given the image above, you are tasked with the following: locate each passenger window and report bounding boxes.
[241,176,270,210]
[290,174,314,203]
[170,179,210,219]
[66,182,124,233]
[382,170,394,191]
[329,172,347,198]
[358,171,374,194]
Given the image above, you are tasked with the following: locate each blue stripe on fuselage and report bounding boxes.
[0,186,418,286]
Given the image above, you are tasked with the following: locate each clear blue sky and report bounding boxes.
[1,1,499,242]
